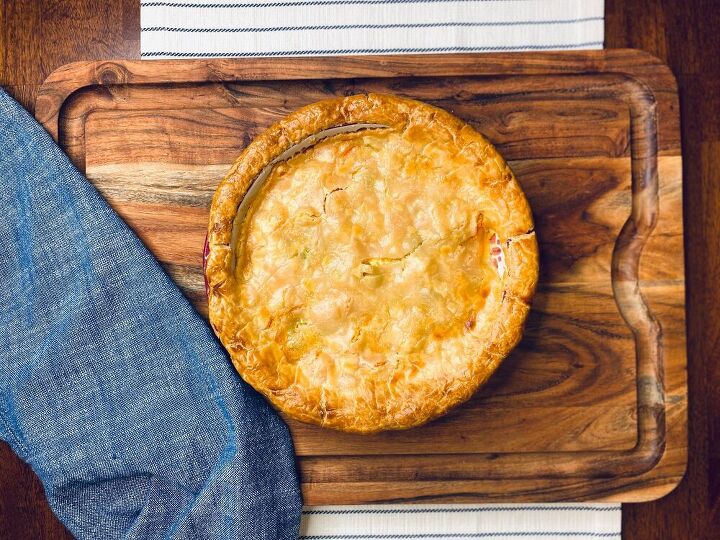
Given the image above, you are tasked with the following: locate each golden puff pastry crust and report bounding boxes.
[206,94,538,433]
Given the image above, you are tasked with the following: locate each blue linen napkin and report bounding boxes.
[0,88,301,539]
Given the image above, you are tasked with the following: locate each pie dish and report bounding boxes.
[205,94,538,433]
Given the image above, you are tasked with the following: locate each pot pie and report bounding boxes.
[205,94,538,433]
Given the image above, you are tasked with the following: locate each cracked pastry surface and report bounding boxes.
[206,94,538,433]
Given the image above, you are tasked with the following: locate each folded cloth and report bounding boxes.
[0,88,301,539]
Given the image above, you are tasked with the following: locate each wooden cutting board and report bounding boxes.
[35,50,686,504]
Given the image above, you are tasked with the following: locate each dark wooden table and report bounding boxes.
[1,1,717,538]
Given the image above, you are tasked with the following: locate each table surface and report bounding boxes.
[0,1,717,538]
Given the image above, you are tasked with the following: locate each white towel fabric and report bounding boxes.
[140,1,618,538]
[140,0,604,58]
[300,505,621,539]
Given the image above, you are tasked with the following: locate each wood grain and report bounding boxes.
[605,2,720,536]
[3,1,718,537]
[79,94,633,164]
[32,51,685,504]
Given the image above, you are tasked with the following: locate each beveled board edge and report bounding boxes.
[36,50,686,503]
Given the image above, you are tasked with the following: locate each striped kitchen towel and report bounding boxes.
[140,1,617,539]
[140,0,605,58]
[299,505,621,539]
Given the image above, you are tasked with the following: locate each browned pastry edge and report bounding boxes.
[206,93,539,433]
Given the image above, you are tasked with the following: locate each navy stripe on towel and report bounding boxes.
[140,42,605,57]
[302,506,619,515]
[141,1,531,8]
[299,533,622,540]
[142,17,603,33]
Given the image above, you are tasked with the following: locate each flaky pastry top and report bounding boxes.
[206,94,538,433]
